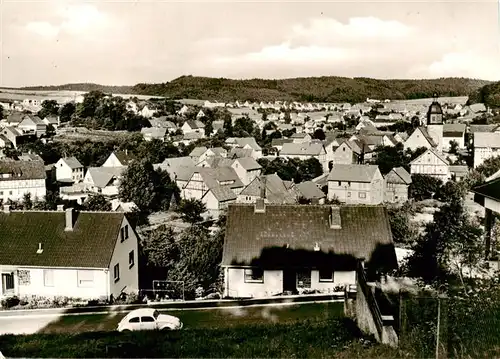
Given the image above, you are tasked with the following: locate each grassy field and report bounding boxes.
[39,302,344,334]
[0,317,405,358]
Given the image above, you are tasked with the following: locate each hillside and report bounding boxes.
[20,76,491,103]
[468,81,500,108]
[132,76,491,103]
[21,83,134,94]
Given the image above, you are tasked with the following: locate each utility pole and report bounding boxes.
[435,297,441,359]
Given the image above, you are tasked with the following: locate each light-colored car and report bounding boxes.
[117,308,183,332]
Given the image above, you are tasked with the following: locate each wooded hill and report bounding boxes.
[468,81,500,108]
[21,76,492,104]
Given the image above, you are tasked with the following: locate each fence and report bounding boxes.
[139,280,185,302]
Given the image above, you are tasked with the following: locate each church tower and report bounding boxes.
[426,93,444,152]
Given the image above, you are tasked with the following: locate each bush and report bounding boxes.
[1,296,20,309]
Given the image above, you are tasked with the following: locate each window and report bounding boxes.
[348,181,351,186]
[120,228,125,242]
[129,250,135,268]
[43,270,54,287]
[337,181,341,186]
[77,270,94,287]
[9,191,12,195]
[0,191,2,196]
[319,269,334,282]
[359,192,366,199]
[347,192,351,197]
[141,316,155,322]
[244,268,264,283]
[297,269,312,288]
[343,147,346,151]
[124,225,129,240]
[114,264,120,282]
[129,317,139,323]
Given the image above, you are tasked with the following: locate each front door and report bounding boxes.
[1,273,14,295]
[283,269,297,294]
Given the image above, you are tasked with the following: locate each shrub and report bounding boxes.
[1,296,20,309]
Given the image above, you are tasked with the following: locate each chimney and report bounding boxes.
[3,204,10,213]
[36,243,43,254]
[255,198,265,213]
[65,208,75,231]
[57,204,65,211]
[329,206,342,229]
[260,176,267,199]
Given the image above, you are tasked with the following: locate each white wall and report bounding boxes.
[109,217,139,298]
[1,266,109,300]
[384,183,409,203]
[310,270,355,290]
[55,161,73,181]
[102,154,124,168]
[224,268,283,298]
[327,176,383,205]
[474,147,500,168]
[0,179,46,202]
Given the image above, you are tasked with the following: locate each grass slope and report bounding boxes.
[0,319,404,358]
[19,76,491,103]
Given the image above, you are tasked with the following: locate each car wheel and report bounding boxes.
[121,329,131,333]
[161,327,172,331]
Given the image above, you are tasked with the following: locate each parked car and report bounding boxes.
[117,308,183,332]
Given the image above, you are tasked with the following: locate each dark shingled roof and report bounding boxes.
[472,178,500,202]
[222,204,396,267]
[0,160,46,181]
[0,211,126,268]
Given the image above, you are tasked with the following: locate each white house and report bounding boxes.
[327,164,384,204]
[18,115,47,137]
[443,123,466,151]
[0,207,139,301]
[403,127,437,152]
[409,148,450,181]
[280,142,328,172]
[182,167,244,217]
[55,157,84,183]
[230,157,262,186]
[221,204,397,298]
[0,159,47,203]
[226,137,263,159]
[102,151,136,168]
[474,132,500,168]
[181,120,206,137]
[83,167,124,196]
[384,167,412,203]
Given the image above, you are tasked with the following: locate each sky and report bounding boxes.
[1,0,500,87]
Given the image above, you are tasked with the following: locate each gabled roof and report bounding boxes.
[0,211,125,268]
[222,204,396,267]
[443,123,466,137]
[113,151,137,166]
[327,164,380,183]
[385,167,412,185]
[154,157,196,182]
[61,157,83,169]
[234,137,262,151]
[86,167,124,188]
[234,157,261,171]
[411,127,437,147]
[295,181,325,200]
[240,174,296,204]
[229,147,254,159]
[183,132,204,140]
[410,148,449,166]
[190,146,208,157]
[21,115,45,126]
[207,147,227,157]
[185,120,205,129]
[0,159,46,181]
[195,167,244,202]
[141,127,167,138]
[6,112,23,124]
[469,125,497,134]
[474,132,500,148]
[202,156,234,168]
[18,153,44,162]
[472,177,500,202]
[281,142,325,156]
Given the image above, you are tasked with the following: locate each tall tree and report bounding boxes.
[82,194,112,211]
[38,100,60,119]
[177,198,206,224]
[59,102,76,123]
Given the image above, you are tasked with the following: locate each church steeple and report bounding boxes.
[426,93,443,126]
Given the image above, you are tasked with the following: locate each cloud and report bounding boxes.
[427,51,500,80]
[25,4,110,38]
[212,16,414,69]
[26,22,59,38]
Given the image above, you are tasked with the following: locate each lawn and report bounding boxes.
[0,317,404,358]
[39,302,344,334]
